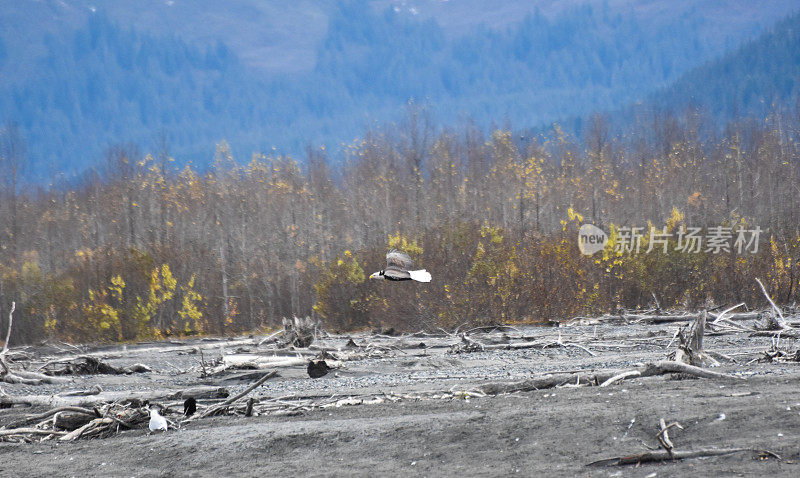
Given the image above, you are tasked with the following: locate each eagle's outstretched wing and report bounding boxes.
[386,249,414,271]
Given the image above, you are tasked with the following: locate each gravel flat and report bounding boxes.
[2,321,799,477]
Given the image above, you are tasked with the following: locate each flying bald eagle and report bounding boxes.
[369,249,431,282]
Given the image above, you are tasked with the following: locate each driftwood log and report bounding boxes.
[5,405,99,429]
[39,356,152,375]
[54,411,99,431]
[587,447,778,467]
[477,360,742,395]
[588,417,780,467]
[198,370,277,418]
[0,385,229,409]
[569,311,764,325]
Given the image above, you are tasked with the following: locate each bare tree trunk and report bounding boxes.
[219,241,229,334]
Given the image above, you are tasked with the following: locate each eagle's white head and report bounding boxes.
[369,270,385,280]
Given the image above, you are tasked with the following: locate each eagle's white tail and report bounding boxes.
[409,269,431,282]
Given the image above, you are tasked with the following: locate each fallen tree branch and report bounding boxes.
[614,311,762,324]
[59,385,103,397]
[37,356,151,375]
[220,370,278,406]
[6,406,98,429]
[711,303,746,325]
[477,370,622,395]
[199,370,277,417]
[623,313,696,324]
[755,278,789,329]
[257,329,285,346]
[704,350,738,364]
[59,417,114,441]
[657,418,683,454]
[642,360,743,381]
[599,370,641,387]
[450,340,542,352]
[587,447,779,467]
[0,427,67,438]
[0,369,71,385]
[477,359,742,395]
[750,329,800,339]
[462,325,520,335]
[562,342,596,356]
[0,386,229,409]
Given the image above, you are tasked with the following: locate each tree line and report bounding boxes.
[1,105,799,343]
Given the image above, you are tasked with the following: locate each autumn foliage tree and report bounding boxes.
[1,106,800,343]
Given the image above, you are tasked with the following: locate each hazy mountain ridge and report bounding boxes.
[650,11,800,120]
[4,0,792,77]
[1,0,798,180]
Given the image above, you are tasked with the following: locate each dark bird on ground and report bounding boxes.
[183,397,197,417]
[307,359,330,378]
[369,249,431,282]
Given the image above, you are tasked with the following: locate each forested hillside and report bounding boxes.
[650,11,800,121]
[1,106,799,344]
[1,1,797,179]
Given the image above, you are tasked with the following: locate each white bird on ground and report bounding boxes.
[149,406,168,433]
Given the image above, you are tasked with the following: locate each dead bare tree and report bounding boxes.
[1,302,70,385]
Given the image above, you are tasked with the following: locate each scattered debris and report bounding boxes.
[39,356,152,376]
[277,316,320,348]
[196,370,278,419]
[449,334,485,353]
[0,303,797,449]
[760,347,800,363]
